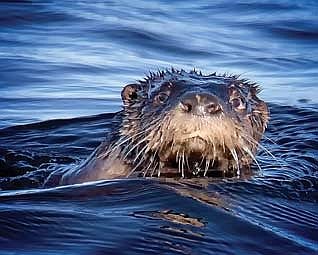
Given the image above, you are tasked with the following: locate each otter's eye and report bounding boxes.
[155,92,169,104]
[230,98,245,110]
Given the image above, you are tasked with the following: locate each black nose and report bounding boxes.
[179,92,222,115]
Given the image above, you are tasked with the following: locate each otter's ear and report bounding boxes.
[121,84,140,104]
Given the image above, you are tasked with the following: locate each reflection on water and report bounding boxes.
[1,0,318,127]
[0,0,317,254]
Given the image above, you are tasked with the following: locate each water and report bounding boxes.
[0,0,317,254]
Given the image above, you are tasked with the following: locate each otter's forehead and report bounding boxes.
[145,69,249,99]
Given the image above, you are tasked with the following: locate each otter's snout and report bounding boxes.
[179,92,222,116]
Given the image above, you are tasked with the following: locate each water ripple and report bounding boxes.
[1,0,318,254]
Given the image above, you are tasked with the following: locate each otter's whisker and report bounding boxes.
[204,158,210,177]
[198,156,205,168]
[143,156,154,177]
[212,141,216,167]
[243,146,263,175]
[176,149,180,169]
[240,131,285,169]
[177,151,181,174]
[185,155,190,171]
[181,150,185,178]
[230,148,240,176]
[122,139,145,160]
[127,155,146,177]
[102,129,148,159]
[133,144,149,163]
[149,147,160,177]
[157,161,162,177]
[258,132,279,146]
[153,161,159,177]
[115,128,147,147]
[234,125,274,160]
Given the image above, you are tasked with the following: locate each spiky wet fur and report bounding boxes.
[98,69,269,178]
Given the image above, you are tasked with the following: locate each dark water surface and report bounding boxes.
[0,0,317,254]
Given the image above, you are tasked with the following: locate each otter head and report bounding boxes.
[119,70,269,178]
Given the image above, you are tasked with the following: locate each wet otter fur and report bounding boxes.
[46,69,269,186]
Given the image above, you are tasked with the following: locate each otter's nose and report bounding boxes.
[179,92,222,115]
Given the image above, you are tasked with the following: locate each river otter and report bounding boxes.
[45,69,269,186]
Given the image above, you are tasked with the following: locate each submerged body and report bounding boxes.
[46,69,269,186]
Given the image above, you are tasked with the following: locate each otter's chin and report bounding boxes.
[156,137,236,178]
[158,155,236,178]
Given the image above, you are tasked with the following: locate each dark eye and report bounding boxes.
[230,98,245,110]
[155,92,169,104]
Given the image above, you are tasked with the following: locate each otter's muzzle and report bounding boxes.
[179,92,222,116]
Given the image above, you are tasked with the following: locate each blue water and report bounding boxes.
[0,1,317,254]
